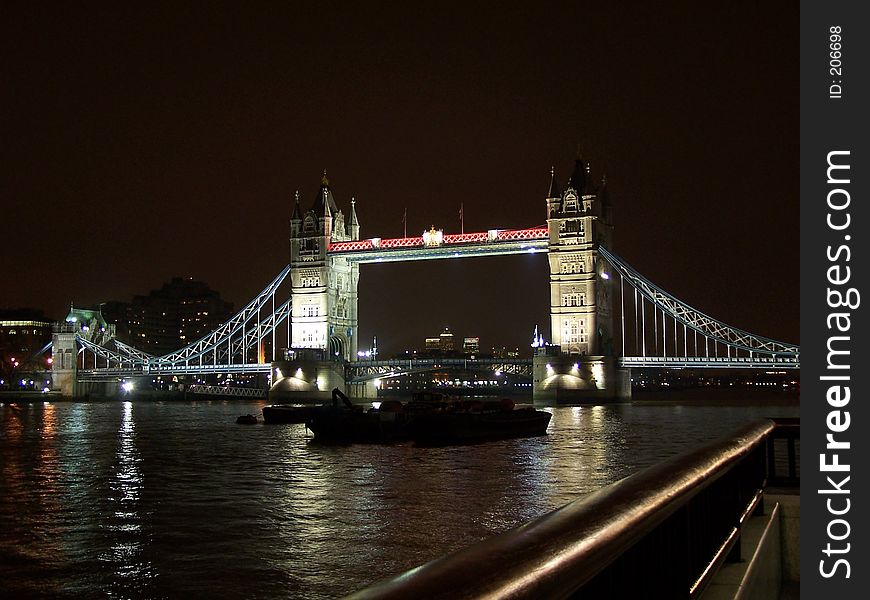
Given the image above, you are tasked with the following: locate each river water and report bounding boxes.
[0,393,797,599]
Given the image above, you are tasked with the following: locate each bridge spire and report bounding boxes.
[312,168,337,218]
[546,166,561,199]
[567,155,587,194]
[350,197,360,240]
[291,190,301,221]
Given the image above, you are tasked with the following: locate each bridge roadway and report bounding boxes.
[75,355,799,382]
[328,227,550,263]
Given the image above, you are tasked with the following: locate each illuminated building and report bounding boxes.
[545,156,614,356]
[439,327,455,352]
[0,308,53,390]
[103,278,233,355]
[289,171,360,360]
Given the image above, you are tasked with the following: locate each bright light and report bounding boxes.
[295,368,304,378]
[601,272,610,280]
[274,367,283,378]
[122,381,134,393]
[42,387,49,393]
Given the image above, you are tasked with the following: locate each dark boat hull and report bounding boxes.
[305,408,410,443]
[262,405,317,424]
[408,409,552,445]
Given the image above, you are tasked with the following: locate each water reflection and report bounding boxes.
[0,403,66,596]
[101,401,153,598]
[1,397,799,600]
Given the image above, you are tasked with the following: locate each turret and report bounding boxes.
[350,198,360,240]
[566,156,587,195]
[290,190,302,236]
[546,166,562,217]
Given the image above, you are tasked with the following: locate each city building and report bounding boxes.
[492,346,521,359]
[424,337,441,352]
[462,337,480,356]
[439,327,455,352]
[104,277,233,355]
[0,308,53,390]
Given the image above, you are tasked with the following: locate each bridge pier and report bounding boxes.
[346,380,378,399]
[532,346,631,404]
[51,326,79,397]
[268,353,346,402]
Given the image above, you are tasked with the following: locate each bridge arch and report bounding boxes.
[329,333,348,361]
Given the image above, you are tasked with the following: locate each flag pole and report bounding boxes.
[403,207,407,238]
[460,202,464,234]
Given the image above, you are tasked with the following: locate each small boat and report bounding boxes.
[304,390,407,443]
[236,414,258,425]
[305,389,551,445]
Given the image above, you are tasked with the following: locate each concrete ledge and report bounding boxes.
[767,493,800,583]
[702,502,783,600]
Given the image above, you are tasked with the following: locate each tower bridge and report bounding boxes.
[52,158,799,400]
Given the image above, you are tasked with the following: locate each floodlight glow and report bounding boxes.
[122,381,134,393]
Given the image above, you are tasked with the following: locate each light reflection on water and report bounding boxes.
[0,396,797,599]
[101,401,153,599]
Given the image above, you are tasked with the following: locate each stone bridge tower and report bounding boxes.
[535,156,627,402]
[546,156,614,356]
[289,172,360,361]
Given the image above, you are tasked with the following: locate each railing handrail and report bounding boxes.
[346,419,779,600]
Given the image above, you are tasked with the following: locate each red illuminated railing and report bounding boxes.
[329,227,549,253]
[380,237,424,249]
[495,227,549,241]
[329,239,375,252]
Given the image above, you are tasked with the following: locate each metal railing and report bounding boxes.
[347,418,797,600]
[186,384,268,398]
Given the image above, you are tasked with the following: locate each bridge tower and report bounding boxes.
[545,157,614,354]
[289,171,360,362]
[536,157,628,401]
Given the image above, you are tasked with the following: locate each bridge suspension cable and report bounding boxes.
[145,264,291,368]
[74,265,293,375]
[598,246,799,361]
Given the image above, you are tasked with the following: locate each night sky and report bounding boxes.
[2,3,798,357]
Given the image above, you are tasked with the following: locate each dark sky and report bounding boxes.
[1,2,798,357]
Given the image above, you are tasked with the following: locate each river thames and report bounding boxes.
[0,393,797,599]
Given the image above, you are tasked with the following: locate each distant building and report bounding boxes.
[492,346,520,359]
[439,327,455,352]
[0,308,53,390]
[105,277,233,355]
[463,337,480,356]
[424,337,441,352]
